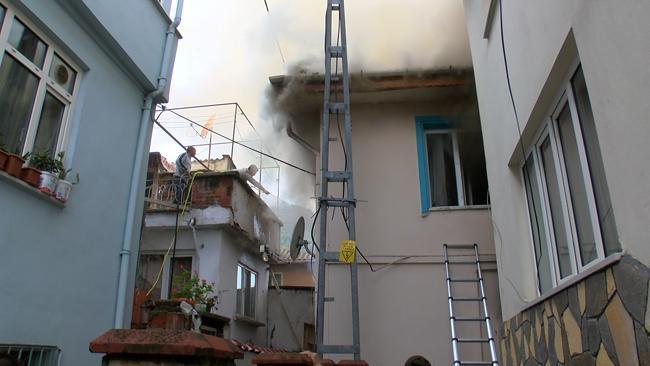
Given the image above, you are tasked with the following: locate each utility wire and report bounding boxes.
[498,0,535,303]
[164,109,315,176]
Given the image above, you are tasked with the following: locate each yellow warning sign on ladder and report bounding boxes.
[338,240,356,263]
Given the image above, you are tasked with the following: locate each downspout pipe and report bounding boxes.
[114,0,184,328]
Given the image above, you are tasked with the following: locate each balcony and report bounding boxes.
[144,170,282,254]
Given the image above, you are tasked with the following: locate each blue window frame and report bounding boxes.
[415,116,488,213]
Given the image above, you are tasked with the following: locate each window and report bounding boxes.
[135,254,193,300]
[270,272,283,287]
[523,65,620,294]
[416,117,488,212]
[236,264,257,318]
[0,2,79,156]
[0,344,60,366]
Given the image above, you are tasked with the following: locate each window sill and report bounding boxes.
[515,252,623,315]
[234,315,265,327]
[0,169,66,208]
[423,204,490,216]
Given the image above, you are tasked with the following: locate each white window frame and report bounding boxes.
[523,62,608,294]
[0,0,80,155]
[423,129,465,208]
[236,263,257,318]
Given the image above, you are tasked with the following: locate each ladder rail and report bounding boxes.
[473,244,498,365]
[444,243,499,366]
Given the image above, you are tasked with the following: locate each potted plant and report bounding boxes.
[172,269,215,313]
[4,150,28,178]
[27,151,59,193]
[53,152,78,203]
[21,152,42,187]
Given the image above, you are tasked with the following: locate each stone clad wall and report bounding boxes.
[498,256,650,366]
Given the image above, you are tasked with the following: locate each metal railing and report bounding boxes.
[0,344,61,366]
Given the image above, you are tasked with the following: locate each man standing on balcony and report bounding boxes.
[173,146,196,204]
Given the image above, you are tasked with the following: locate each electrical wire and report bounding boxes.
[165,109,315,176]
[498,0,536,303]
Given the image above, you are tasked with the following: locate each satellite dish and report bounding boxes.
[290,216,310,261]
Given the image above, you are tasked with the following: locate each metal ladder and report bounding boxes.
[443,244,498,366]
[315,0,360,360]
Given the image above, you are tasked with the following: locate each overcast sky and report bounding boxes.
[150,0,471,211]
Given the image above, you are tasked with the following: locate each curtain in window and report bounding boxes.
[426,133,458,206]
[33,93,65,155]
[0,55,39,153]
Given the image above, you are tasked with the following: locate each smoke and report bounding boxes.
[155,0,473,234]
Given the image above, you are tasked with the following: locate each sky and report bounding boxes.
[150,0,472,217]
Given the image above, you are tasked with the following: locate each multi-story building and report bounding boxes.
[269,70,502,365]
[463,1,650,365]
[0,0,182,364]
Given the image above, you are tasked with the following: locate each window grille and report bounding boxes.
[0,344,60,366]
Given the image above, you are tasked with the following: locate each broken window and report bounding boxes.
[419,125,488,210]
[236,263,257,318]
[0,4,78,156]
[523,65,620,294]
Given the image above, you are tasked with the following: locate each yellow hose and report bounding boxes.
[145,171,202,297]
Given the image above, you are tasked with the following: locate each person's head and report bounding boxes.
[247,164,259,176]
[187,146,196,158]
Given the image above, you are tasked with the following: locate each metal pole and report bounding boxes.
[231,104,237,159]
[208,133,212,164]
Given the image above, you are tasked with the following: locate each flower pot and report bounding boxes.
[0,150,8,170]
[5,154,25,177]
[21,167,41,187]
[39,171,58,194]
[54,179,73,202]
[194,303,207,313]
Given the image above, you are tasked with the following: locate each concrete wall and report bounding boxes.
[306,99,502,365]
[0,1,174,365]
[463,0,650,319]
[140,228,270,345]
[267,288,314,351]
[270,263,314,288]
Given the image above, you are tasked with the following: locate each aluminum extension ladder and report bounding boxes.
[315,0,361,360]
[443,244,498,366]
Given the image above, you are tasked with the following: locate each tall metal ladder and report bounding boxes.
[443,244,499,366]
[316,0,360,360]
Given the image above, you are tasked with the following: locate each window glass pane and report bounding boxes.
[236,265,243,314]
[524,155,553,293]
[426,133,458,207]
[571,67,620,256]
[8,19,47,68]
[459,132,488,205]
[0,6,6,29]
[32,93,65,155]
[49,53,76,93]
[540,136,573,279]
[0,55,39,153]
[556,104,598,266]
[136,255,164,301]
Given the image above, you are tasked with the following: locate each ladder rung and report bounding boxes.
[446,260,479,265]
[330,46,343,57]
[449,278,481,282]
[319,345,357,354]
[324,171,351,182]
[458,362,494,365]
[451,297,484,302]
[444,244,477,249]
[322,251,341,262]
[320,198,354,207]
[329,102,345,113]
[323,297,335,302]
[453,317,487,322]
[331,75,341,82]
[331,2,340,11]
[455,338,490,343]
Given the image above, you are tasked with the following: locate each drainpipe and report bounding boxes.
[114,0,185,328]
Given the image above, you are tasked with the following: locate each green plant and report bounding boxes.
[172,269,215,304]
[54,151,79,183]
[28,151,57,171]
